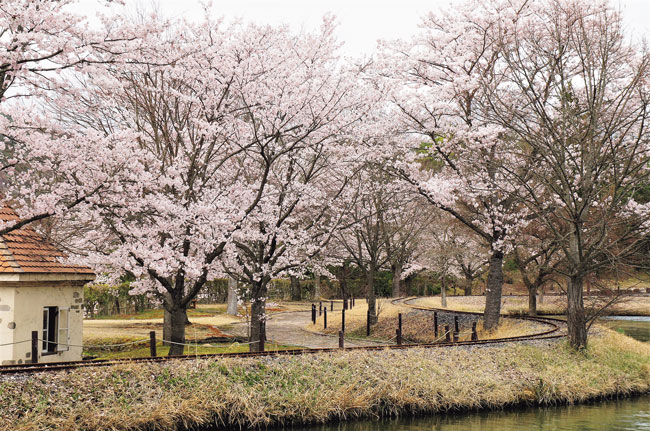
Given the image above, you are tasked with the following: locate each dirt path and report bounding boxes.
[223,310,384,349]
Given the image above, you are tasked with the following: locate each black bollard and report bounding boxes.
[434,312,438,338]
[31,331,38,364]
[471,322,478,341]
[398,313,403,339]
[344,298,348,310]
[319,301,322,316]
[331,300,333,311]
[445,324,451,342]
[396,328,402,345]
[149,331,157,357]
[324,307,327,329]
[311,304,317,324]
[453,331,459,342]
[454,315,459,334]
[342,308,346,333]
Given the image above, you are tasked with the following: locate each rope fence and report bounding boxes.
[2,301,485,366]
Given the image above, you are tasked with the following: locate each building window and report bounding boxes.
[42,306,58,353]
[42,307,71,354]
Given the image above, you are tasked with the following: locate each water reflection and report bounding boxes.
[287,396,650,431]
[603,316,650,342]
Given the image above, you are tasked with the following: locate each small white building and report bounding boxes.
[0,206,95,365]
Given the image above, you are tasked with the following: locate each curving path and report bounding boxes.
[222,310,384,349]
[396,296,568,339]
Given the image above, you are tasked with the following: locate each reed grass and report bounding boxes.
[1,330,647,431]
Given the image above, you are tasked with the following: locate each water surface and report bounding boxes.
[602,316,650,342]
[287,395,650,431]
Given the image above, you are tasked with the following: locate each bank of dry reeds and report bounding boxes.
[1,331,648,431]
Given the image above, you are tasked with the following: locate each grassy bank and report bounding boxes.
[1,330,648,431]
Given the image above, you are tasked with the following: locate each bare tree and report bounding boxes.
[482,0,650,347]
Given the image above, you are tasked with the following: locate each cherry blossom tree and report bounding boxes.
[449,227,488,296]
[0,0,165,234]
[377,0,529,329]
[380,189,432,298]
[223,137,362,351]
[332,169,389,322]
[512,225,561,316]
[49,14,374,354]
[478,0,650,347]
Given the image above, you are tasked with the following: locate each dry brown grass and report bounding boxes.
[414,295,650,316]
[305,298,409,336]
[306,298,553,343]
[339,312,548,343]
[1,330,647,431]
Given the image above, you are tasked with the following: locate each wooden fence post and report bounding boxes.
[330,300,333,311]
[445,324,451,342]
[31,331,38,364]
[339,331,344,348]
[396,328,402,345]
[434,312,438,338]
[471,322,478,341]
[149,331,157,357]
[323,307,327,329]
[342,308,346,333]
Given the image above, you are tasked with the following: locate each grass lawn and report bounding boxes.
[85,341,296,360]
[413,295,650,316]
[83,302,313,359]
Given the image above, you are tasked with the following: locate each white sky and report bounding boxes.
[78,0,650,57]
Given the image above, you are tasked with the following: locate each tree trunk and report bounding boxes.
[313,275,321,300]
[163,308,171,346]
[567,274,588,349]
[337,263,349,301]
[464,273,472,296]
[226,277,238,315]
[392,263,402,298]
[483,250,504,330]
[441,273,447,308]
[164,307,187,356]
[404,276,413,296]
[367,263,377,324]
[528,285,537,316]
[249,281,267,352]
[290,276,301,301]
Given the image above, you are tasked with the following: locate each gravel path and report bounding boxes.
[221,297,568,349]
[223,310,384,349]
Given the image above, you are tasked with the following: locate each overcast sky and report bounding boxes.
[78,0,650,57]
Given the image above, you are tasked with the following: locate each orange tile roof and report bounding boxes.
[0,206,94,274]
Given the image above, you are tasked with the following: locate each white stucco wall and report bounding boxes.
[0,287,17,364]
[0,283,84,364]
